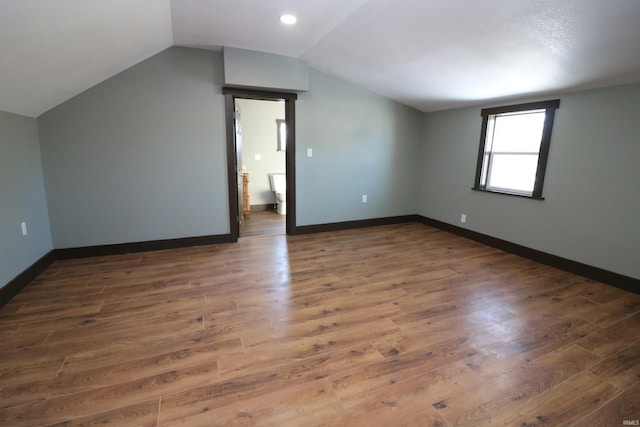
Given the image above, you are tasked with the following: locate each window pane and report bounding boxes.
[488,154,538,193]
[277,120,286,151]
[492,111,545,153]
[480,153,490,185]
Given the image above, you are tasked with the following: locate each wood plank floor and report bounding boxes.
[241,210,285,238]
[1,222,639,426]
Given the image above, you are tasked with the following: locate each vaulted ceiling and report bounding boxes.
[2,0,640,117]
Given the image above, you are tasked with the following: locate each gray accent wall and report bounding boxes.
[296,69,423,226]
[419,83,640,280]
[0,110,53,288]
[38,47,229,249]
[223,47,309,92]
[37,47,424,249]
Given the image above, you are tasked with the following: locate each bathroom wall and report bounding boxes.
[235,98,286,207]
[419,83,640,280]
[0,110,53,288]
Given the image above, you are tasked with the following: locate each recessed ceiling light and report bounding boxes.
[280,14,297,25]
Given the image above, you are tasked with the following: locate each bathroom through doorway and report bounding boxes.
[223,88,297,241]
[236,98,285,238]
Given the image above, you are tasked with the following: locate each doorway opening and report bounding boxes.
[236,98,285,237]
[223,88,297,240]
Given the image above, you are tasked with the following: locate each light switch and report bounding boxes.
[307,148,313,157]
[255,154,261,161]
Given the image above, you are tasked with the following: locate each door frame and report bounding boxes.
[223,87,298,240]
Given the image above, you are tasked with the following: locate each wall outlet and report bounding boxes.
[460,214,467,223]
[21,222,28,236]
[254,153,261,161]
[362,195,367,203]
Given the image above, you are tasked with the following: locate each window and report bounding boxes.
[276,119,286,151]
[473,99,559,199]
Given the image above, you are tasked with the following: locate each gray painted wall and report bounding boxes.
[0,110,53,288]
[419,83,640,280]
[37,47,424,249]
[38,47,229,248]
[296,69,423,226]
[224,47,309,92]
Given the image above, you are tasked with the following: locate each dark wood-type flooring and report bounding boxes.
[1,223,639,426]
[240,210,285,238]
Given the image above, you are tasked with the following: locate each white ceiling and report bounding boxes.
[2,0,640,117]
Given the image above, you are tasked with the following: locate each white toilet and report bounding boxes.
[268,173,286,215]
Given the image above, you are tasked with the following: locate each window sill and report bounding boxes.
[471,187,545,200]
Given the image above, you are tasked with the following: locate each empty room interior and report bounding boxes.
[2,1,640,426]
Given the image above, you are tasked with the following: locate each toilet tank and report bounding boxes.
[269,173,286,193]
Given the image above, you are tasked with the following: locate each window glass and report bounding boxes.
[491,110,545,153]
[488,154,539,193]
[276,119,286,151]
